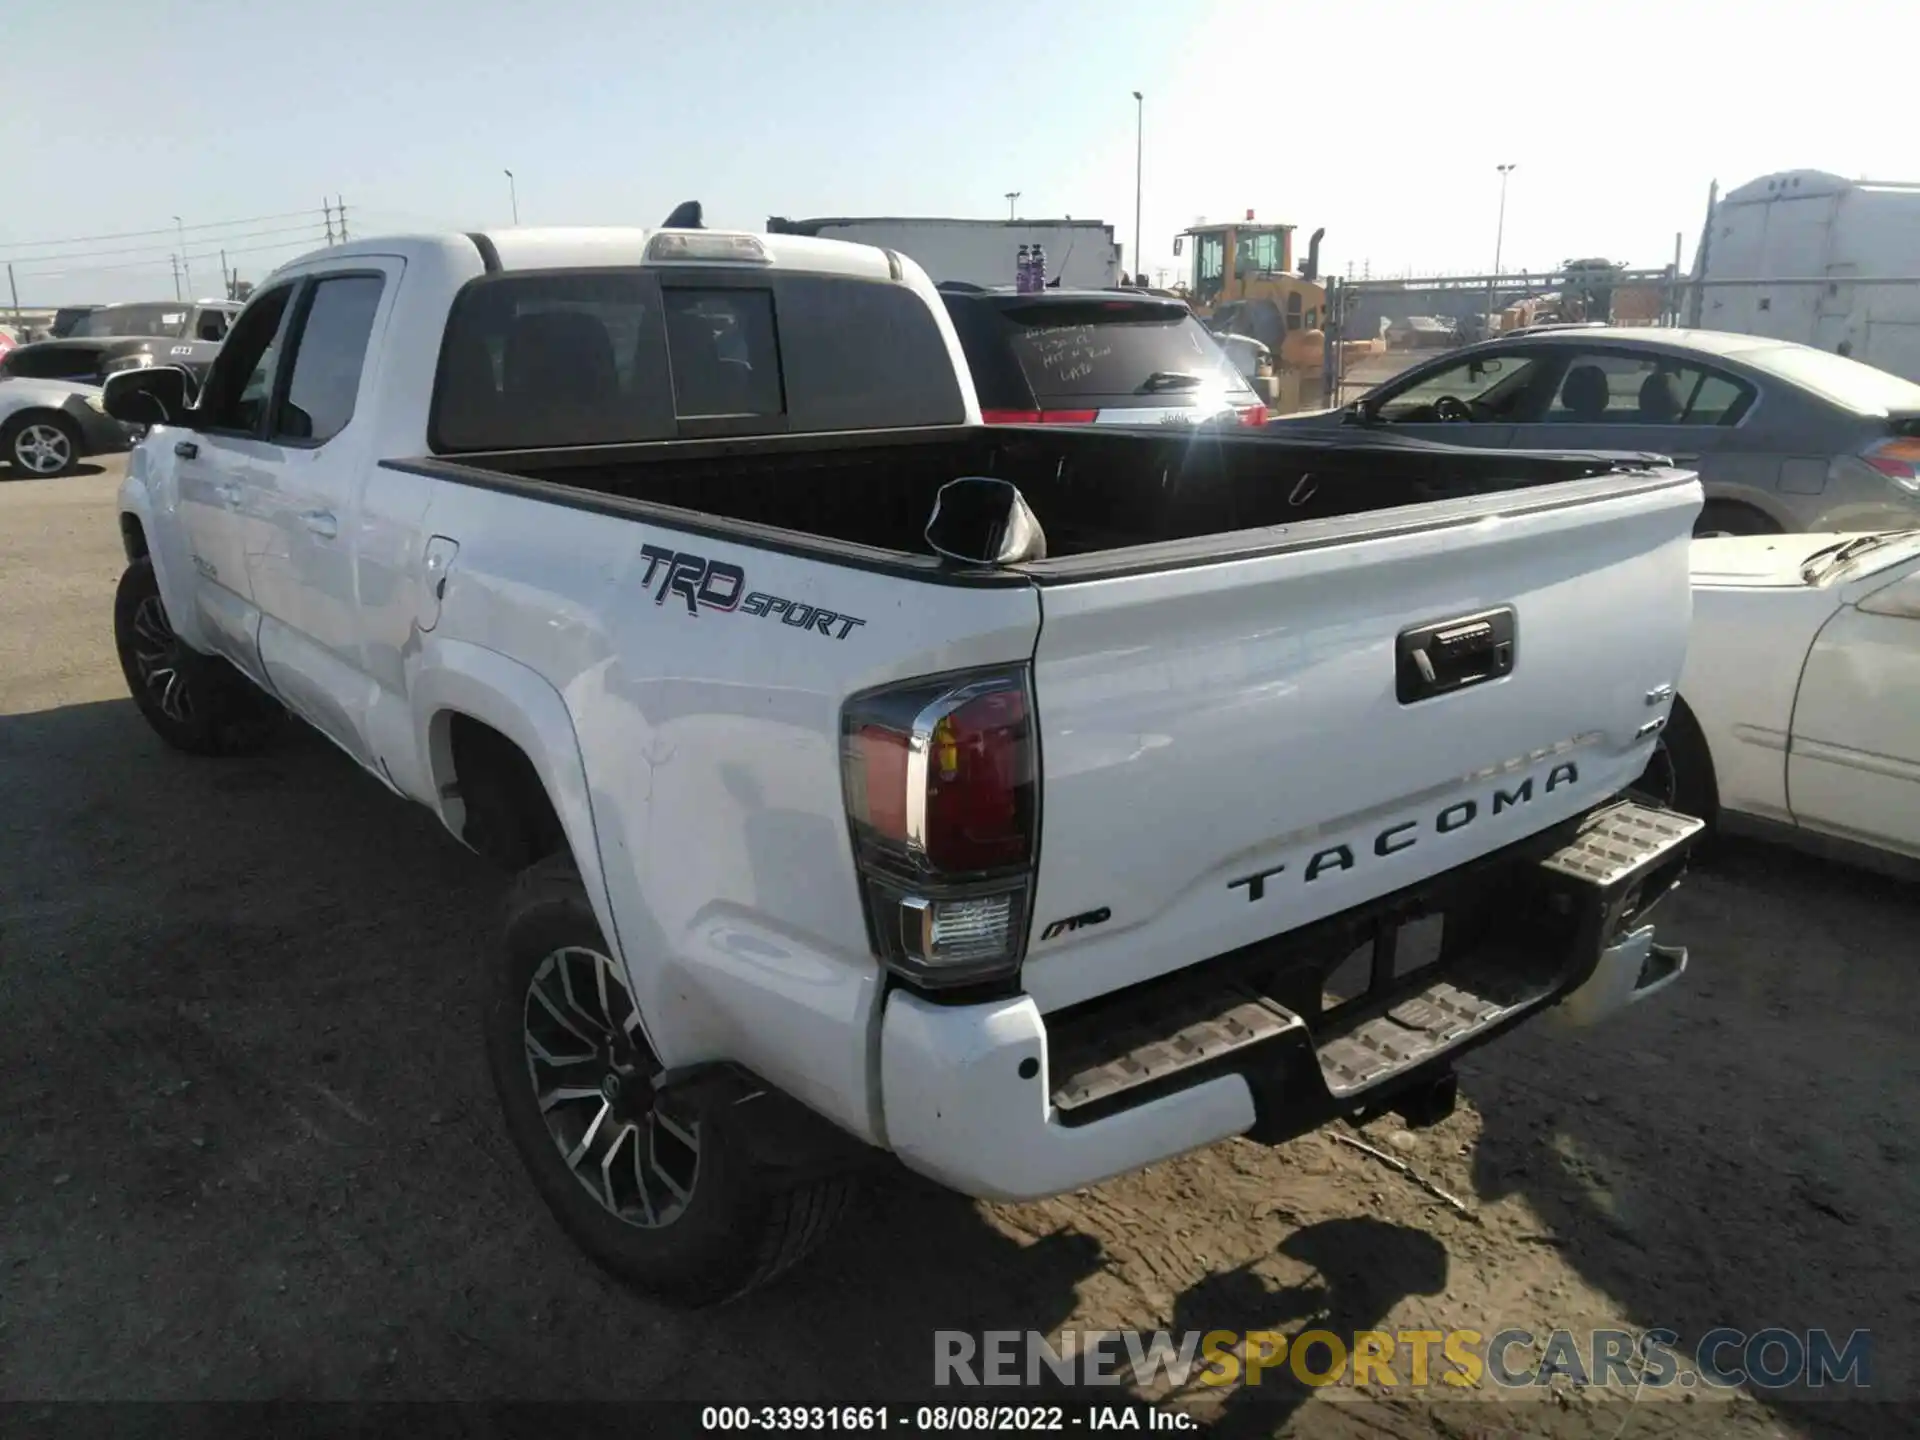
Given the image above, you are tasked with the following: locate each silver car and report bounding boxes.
[1272,328,1920,536]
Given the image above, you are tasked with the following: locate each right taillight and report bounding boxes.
[1862,437,1920,494]
[841,667,1038,989]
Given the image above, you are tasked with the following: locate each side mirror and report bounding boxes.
[1172,235,1184,256]
[925,476,1047,566]
[103,366,196,428]
[1858,569,1920,620]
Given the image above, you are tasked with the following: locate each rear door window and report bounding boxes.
[1541,350,1756,426]
[1001,301,1254,408]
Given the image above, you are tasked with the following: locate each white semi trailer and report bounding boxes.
[766,215,1123,291]
[1694,169,1920,382]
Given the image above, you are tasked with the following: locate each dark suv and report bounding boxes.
[938,284,1267,427]
[1,300,239,386]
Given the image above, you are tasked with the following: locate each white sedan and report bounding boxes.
[1641,528,1920,871]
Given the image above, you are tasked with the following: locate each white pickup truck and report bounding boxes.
[103,220,1705,1308]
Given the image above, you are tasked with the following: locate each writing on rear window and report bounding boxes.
[1024,325,1116,385]
[638,544,866,639]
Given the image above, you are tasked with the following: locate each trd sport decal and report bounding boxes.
[638,544,867,639]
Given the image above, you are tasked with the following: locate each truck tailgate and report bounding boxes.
[1021,471,1698,1013]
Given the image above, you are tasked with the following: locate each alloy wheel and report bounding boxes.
[12,423,73,475]
[129,595,195,724]
[522,946,699,1229]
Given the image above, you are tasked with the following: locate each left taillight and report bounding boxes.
[1236,403,1268,426]
[841,666,1038,989]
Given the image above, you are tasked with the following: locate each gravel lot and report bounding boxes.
[3,460,1914,1437]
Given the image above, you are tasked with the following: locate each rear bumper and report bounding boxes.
[879,798,1700,1202]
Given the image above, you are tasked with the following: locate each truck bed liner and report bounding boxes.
[397,425,1660,569]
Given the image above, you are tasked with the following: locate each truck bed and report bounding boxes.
[394,424,1665,574]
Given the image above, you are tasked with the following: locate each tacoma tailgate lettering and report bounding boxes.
[1229,761,1580,903]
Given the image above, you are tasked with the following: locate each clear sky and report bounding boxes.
[4,0,1912,306]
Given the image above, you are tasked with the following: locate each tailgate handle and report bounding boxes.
[1396,607,1516,704]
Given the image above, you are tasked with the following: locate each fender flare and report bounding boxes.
[410,639,625,977]
[115,452,215,654]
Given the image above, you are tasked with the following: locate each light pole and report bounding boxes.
[174,216,193,297]
[1487,163,1516,333]
[504,169,519,225]
[1132,91,1144,285]
[1006,191,1020,221]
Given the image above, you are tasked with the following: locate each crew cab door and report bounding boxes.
[1787,558,1920,855]
[166,281,301,688]
[244,265,397,772]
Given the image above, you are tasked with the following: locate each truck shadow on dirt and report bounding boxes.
[1459,836,1920,1440]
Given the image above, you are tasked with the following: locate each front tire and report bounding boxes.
[484,854,853,1307]
[1694,501,1779,539]
[112,559,285,756]
[3,411,83,478]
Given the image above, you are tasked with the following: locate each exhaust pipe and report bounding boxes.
[1302,227,1325,283]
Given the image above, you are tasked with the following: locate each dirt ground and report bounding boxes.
[2,462,1914,1438]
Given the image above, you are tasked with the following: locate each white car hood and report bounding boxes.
[1689,534,1845,589]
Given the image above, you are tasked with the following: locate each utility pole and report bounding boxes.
[323,199,336,245]
[1006,191,1019,221]
[170,254,182,301]
[220,249,231,297]
[7,262,20,332]
[1487,163,1516,334]
[1132,90,1144,283]
[504,170,518,225]
[336,195,348,242]
[174,216,193,296]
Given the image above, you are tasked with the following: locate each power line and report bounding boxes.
[0,219,335,267]
[0,208,326,253]
[14,231,335,280]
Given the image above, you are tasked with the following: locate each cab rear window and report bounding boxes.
[429,268,966,453]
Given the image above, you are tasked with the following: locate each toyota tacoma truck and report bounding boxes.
[102,219,1705,1308]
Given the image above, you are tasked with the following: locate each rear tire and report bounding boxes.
[1693,501,1779,539]
[3,411,83,478]
[484,854,853,1307]
[112,559,285,756]
[1631,696,1718,831]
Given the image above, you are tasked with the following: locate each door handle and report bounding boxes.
[175,440,199,459]
[301,510,339,539]
[214,482,241,508]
